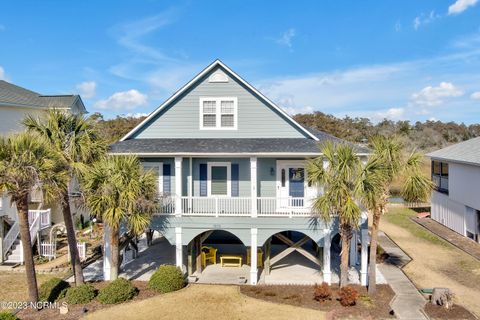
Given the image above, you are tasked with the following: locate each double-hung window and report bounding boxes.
[200,97,237,130]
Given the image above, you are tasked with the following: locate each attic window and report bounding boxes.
[200,97,237,130]
[208,71,229,83]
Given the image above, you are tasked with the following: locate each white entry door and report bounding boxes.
[277,160,315,209]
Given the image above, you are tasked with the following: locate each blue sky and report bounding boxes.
[1,1,480,123]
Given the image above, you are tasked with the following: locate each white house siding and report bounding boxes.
[0,106,45,136]
[431,191,466,236]
[131,66,308,139]
[449,162,480,210]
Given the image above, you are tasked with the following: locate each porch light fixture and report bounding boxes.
[270,167,275,176]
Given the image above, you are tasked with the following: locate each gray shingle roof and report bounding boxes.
[110,137,370,155]
[0,80,79,109]
[427,137,480,166]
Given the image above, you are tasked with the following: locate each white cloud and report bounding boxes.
[95,89,147,111]
[411,82,463,106]
[373,108,405,121]
[0,66,5,80]
[283,105,314,116]
[76,81,97,99]
[448,0,478,15]
[124,112,149,118]
[471,91,480,100]
[413,11,440,30]
[276,28,296,48]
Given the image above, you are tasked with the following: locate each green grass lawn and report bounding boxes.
[384,207,452,248]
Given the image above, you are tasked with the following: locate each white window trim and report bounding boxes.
[199,97,238,130]
[142,162,164,195]
[207,162,231,197]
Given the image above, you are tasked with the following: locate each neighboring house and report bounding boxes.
[428,137,480,243]
[0,80,87,264]
[108,60,370,285]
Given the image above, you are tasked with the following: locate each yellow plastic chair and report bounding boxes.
[247,248,263,268]
[201,246,218,268]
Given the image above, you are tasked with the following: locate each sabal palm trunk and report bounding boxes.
[61,192,84,285]
[339,226,352,288]
[16,194,39,302]
[110,225,119,280]
[368,208,381,295]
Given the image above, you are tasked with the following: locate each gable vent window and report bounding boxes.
[200,97,237,130]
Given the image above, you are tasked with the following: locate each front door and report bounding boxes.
[277,161,307,208]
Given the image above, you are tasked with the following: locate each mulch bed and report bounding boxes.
[15,281,159,320]
[424,303,477,320]
[241,284,395,320]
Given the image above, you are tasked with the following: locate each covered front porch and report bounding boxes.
[142,156,319,218]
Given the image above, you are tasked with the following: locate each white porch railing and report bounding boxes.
[257,197,311,217]
[181,197,252,216]
[67,242,86,261]
[28,209,51,230]
[2,221,19,258]
[40,242,56,260]
[155,196,312,217]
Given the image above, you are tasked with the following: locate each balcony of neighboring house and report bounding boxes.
[432,160,449,194]
[142,156,320,218]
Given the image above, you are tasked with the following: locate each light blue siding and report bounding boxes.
[257,158,276,197]
[141,158,175,194]
[132,66,308,139]
[192,158,251,197]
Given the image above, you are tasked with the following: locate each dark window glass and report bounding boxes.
[433,161,441,175]
[441,163,449,176]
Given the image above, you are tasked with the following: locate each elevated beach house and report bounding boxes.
[428,137,480,243]
[108,60,370,285]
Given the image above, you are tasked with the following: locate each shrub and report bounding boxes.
[338,286,359,306]
[149,265,185,294]
[39,277,70,302]
[314,282,332,302]
[0,312,17,320]
[97,278,137,304]
[65,284,96,304]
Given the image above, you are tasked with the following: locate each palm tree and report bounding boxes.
[0,132,67,302]
[81,155,157,280]
[307,142,363,287]
[357,136,432,295]
[23,109,105,286]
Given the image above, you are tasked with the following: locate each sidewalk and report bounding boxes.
[412,217,480,261]
[377,231,428,320]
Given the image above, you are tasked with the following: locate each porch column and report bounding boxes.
[175,157,182,216]
[103,225,112,281]
[250,228,258,285]
[195,236,202,274]
[361,228,368,286]
[175,227,183,272]
[349,231,359,266]
[323,230,331,285]
[250,157,257,217]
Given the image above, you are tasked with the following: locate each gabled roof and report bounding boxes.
[120,59,319,141]
[0,80,86,112]
[427,137,480,166]
[110,138,370,156]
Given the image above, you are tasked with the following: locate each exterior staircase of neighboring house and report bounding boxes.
[1,194,51,264]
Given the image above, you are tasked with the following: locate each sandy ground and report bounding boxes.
[380,209,480,317]
[0,272,68,303]
[84,284,326,320]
